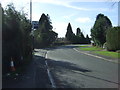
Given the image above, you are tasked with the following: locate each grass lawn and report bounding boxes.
[94,51,120,59]
[80,46,103,51]
[79,46,119,59]
[79,45,91,48]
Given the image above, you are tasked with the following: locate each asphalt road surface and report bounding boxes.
[45,45,119,88]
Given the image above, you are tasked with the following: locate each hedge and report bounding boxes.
[106,27,120,51]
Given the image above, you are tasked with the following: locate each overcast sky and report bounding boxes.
[0,0,119,37]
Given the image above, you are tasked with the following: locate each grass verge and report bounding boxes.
[79,46,119,59]
[80,46,103,51]
[94,51,120,59]
[79,45,91,48]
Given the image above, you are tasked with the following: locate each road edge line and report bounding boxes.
[45,51,56,88]
[73,48,118,64]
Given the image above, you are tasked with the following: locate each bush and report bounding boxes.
[2,4,33,74]
[106,27,120,51]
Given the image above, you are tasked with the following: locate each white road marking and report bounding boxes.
[73,48,118,64]
[45,51,56,88]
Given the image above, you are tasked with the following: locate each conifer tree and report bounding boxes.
[65,23,75,42]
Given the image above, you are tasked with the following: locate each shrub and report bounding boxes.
[106,27,120,51]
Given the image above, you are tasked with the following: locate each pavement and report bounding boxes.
[2,49,51,88]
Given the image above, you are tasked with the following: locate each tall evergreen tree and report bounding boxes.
[34,13,57,48]
[76,28,81,36]
[38,13,53,33]
[91,13,112,47]
[65,23,75,42]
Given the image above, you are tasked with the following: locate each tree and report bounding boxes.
[91,13,112,47]
[38,13,53,33]
[80,32,86,43]
[76,28,81,36]
[34,13,58,48]
[85,34,91,44]
[65,23,75,42]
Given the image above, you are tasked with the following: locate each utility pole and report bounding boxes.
[118,1,120,26]
[30,0,32,23]
[0,3,2,90]
[30,0,34,50]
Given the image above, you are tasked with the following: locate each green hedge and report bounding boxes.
[106,27,120,51]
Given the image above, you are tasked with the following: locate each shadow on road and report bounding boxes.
[47,59,91,73]
[46,58,119,87]
[46,59,91,88]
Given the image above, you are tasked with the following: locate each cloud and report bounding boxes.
[32,0,116,12]
[0,0,116,12]
[75,17,92,23]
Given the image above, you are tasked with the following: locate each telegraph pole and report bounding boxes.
[0,3,2,90]
[30,0,34,50]
[30,0,32,23]
[118,1,120,26]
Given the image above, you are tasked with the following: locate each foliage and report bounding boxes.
[34,13,58,48]
[74,32,86,44]
[106,27,120,51]
[94,51,120,59]
[91,13,112,47]
[85,34,91,44]
[80,45,119,59]
[76,28,81,36]
[80,46,103,51]
[65,24,91,44]
[65,23,75,43]
[2,4,33,74]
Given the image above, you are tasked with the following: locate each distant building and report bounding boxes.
[32,21,39,29]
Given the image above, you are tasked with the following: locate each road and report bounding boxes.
[3,45,119,88]
[45,45,119,88]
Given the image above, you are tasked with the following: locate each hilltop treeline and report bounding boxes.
[65,23,91,44]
